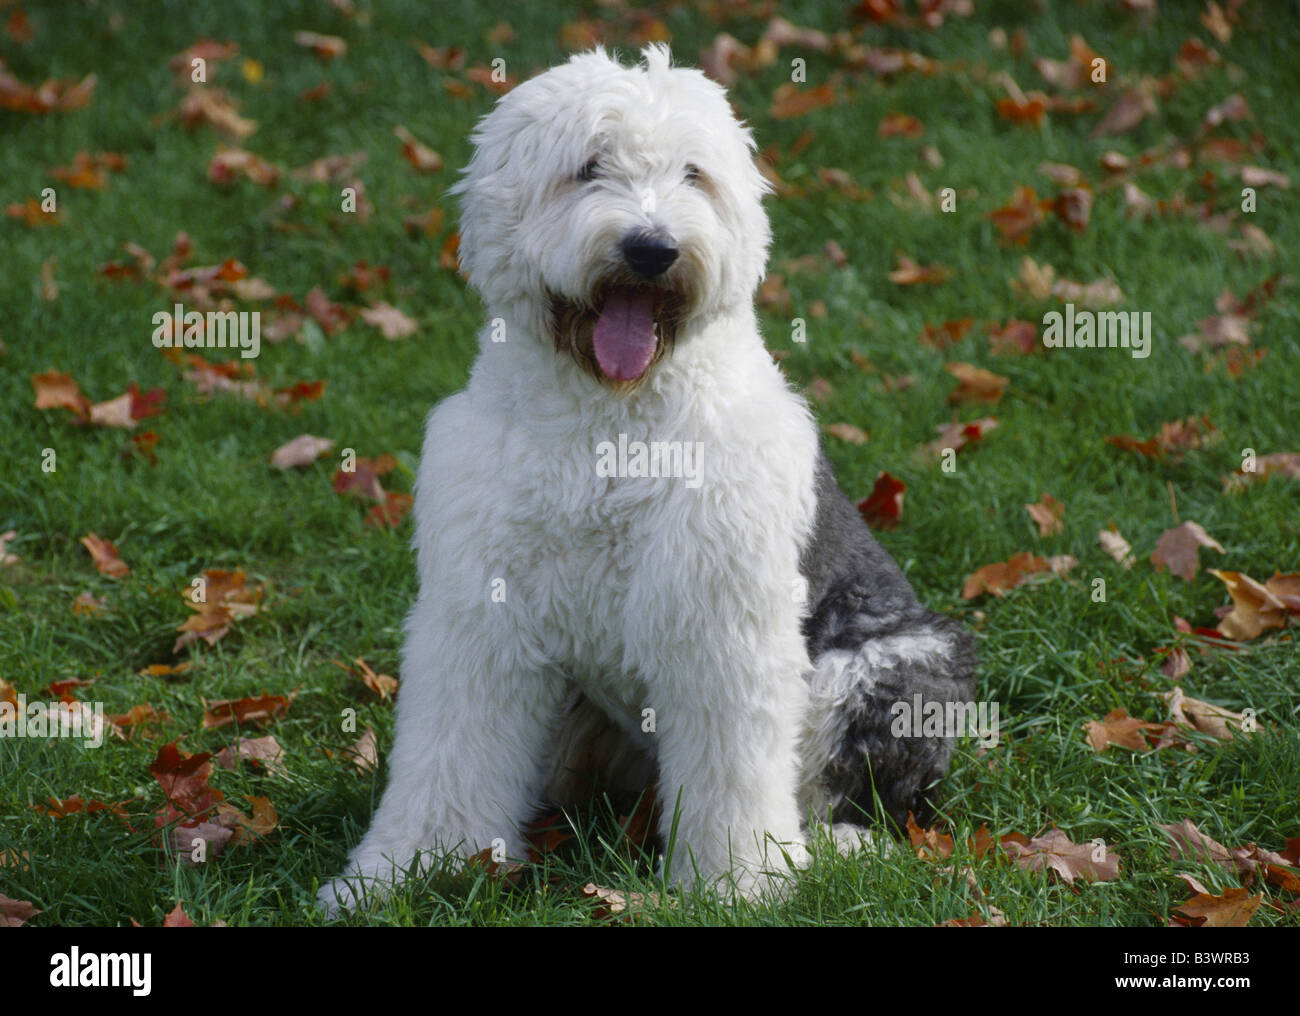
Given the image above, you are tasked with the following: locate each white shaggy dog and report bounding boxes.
[320,45,975,914]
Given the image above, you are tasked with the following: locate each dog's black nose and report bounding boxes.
[621,231,679,279]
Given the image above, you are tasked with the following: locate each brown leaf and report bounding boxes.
[919,319,974,350]
[0,530,19,568]
[1162,686,1249,742]
[889,253,951,285]
[333,454,397,502]
[209,147,280,187]
[987,319,1039,356]
[1150,521,1225,581]
[201,691,295,730]
[346,726,379,772]
[1105,416,1217,462]
[81,533,130,578]
[33,370,89,416]
[1098,527,1136,569]
[149,740,221,821]
[878,112,923,138]
[215,735,286,776]
[857,472,905,530]
[293,31,347,60]
[944,363,1007,405]
[907,812,954,860]
[0,895,41,927]
[825,422,869,445]
[769,83,837,120]
[1000,828,1120,883]
[1084,708,1165,752]
[1209,570,1293,641]
[337,657,398,700]
[1024,494,1064,537]
[162,902,196,927]
[1090,85,1157,138]
[962,551,1072,599]
[986,185,1044,244]
[924,417,998,461]
[366,491,413,528]
[1203,93,1251,130]
[1172,888,1261,927]
[270,434,335,470]
[581,883,666,920]
[393,125,443,173]
[359,302,419,339]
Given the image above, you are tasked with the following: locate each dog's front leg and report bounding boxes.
[318,605,564,915]
[652,638,811,901]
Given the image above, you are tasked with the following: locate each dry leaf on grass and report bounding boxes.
[1150,521,1225,581]
[1098,526,1135,569]
[1209,569,1298,640]
[945,363,1007,405]
[1084,708,1166,752]
[1024,494,1064,536]
[81,533,130,578]
[0,895,41,927]
[857,472,905,530]
[201,691,295,729]
[270,434,335,469]
[1000,828,1120,883]
[962,551,1075,599]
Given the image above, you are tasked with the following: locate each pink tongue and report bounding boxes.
[592,287,657,381]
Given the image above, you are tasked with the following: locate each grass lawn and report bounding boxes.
[1,0,1296,927]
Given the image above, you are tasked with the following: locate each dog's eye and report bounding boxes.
[685,164,703,184]
[577,158,601,183]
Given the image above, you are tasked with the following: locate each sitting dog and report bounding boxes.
[320,44,976,913]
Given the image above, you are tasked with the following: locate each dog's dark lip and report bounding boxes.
[548,278,690,390]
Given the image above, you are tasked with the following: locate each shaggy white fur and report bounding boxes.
[319,44,975,916]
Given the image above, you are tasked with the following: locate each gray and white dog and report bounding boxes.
[320,45,976,913]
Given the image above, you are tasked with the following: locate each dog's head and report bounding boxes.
[452,44,771,388]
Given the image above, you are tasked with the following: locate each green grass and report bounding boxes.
[1,0,1296,926]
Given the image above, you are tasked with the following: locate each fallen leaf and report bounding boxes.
[215,735,286,776]
[1172,888,1261,927]
[986,185,1044,244]
[944,363,1007,405]
[32,370,89,416]
[1105,416,1217,461]
[293,30,347,60]
[201,691,295,730]
[359,302,419,339]
[962,551,1073,599]
[270,434,335,469]
[1000,828,1120,883]
[889,254,951,285]
[919,319,974,350]
[1150,521,1225,581]
[346,726,379,772]
[1084,708,1166,751]
[81,533,130,578]
[1098,527,1136,569]
[857,472,905,530]
[0,895,41,927]
[333,454,397,502]
[1209,570,1296,640]
[878,112,923,138]
[1024,494,1064,537]
[924,417,998,460]
[393,125,443,172]
[1162,686,1249,743]
[162,903,196,927]
[825,422,869,444]
[581,883,666,920]
[769,82,837,120]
